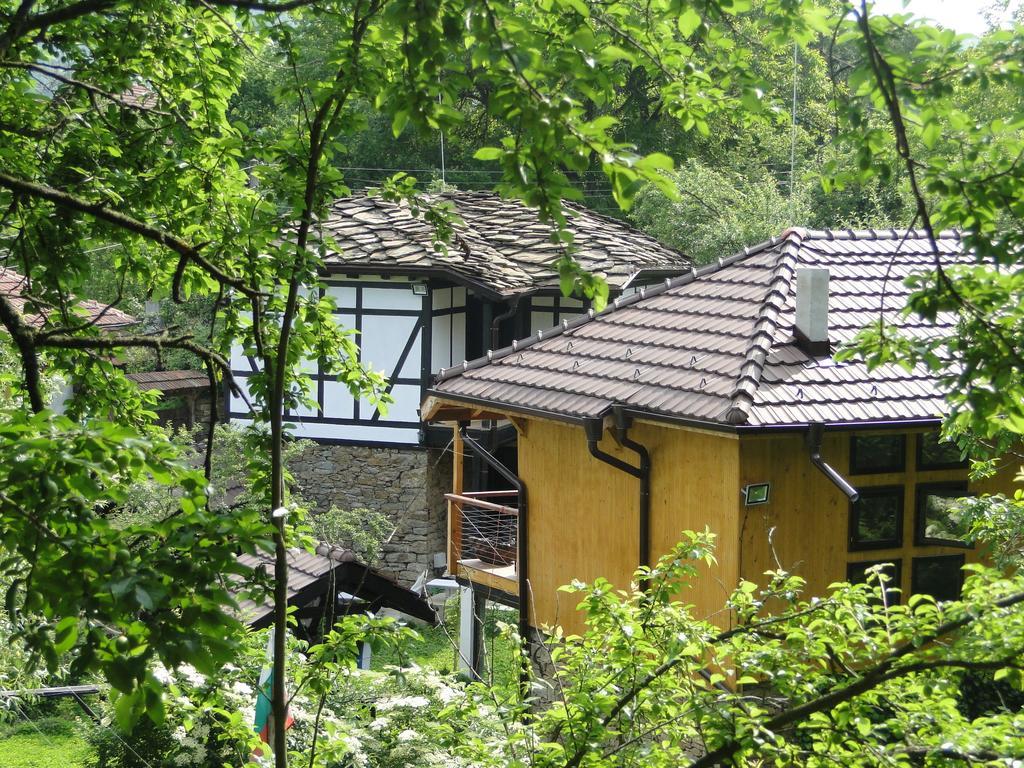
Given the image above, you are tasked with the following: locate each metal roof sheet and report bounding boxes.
[428,228,973,428]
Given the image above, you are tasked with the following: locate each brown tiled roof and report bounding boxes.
[235,543,436,628]
[427,229,968,428]
[126,369,209,393]
[319,191,690,297]
[0,267,136,329]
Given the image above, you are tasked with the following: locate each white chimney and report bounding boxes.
[794,268,830,356]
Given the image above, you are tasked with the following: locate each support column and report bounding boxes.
[458,585,486,679]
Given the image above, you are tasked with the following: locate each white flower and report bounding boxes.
[368,717,389,731]
[397,729,418,743]
[231,681,254,698]
[177,664,206,687]
[376,695,429,711]
[153,665,171,684]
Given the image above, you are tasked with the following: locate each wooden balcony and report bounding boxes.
[446,490,519,596]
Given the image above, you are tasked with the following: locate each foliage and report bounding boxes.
[83,615,470,768]
[630,160,812,264]
[419,533,1024,767]
[311,506,395,564]
[0,715,92,768]
[829,6,1024,440]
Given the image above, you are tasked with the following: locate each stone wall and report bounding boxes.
[291,443,452,585]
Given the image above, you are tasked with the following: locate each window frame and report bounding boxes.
[848,485,905,552]
[911,554,966,602]
[849,433,907,476]
[915,432,969,471]
[914,481,973,548]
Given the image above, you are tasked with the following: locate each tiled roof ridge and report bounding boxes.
[798,227,961,242]
[723,229,804,425]
[436,231,791,385]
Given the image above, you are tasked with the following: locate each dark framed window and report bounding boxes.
[850,434,906,475]
[911,554,965,602]
[848,486,904,551]
[915,482,972,547]
[916,431,968,471]
[847,559,902,604]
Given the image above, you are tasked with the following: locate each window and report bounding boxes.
[850,434,906,475]
[916,431,968,471]
[848,486,903,551]
[911,555,965,602]
[847,559,902,604]
[915,482,971,547]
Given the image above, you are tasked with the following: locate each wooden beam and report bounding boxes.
[448,425,464,572]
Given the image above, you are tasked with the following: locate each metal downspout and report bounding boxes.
[458,426,530,693]
[807,422,859,502]
[612,407,652,575]
[585,415,652,583]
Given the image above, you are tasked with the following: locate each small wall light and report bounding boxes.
[411,283,428,295]
[742,482,770,506]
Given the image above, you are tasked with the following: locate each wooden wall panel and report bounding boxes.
[518,419,638,636]
[518,419,741,636]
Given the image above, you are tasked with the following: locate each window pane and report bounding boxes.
[915,483,970,546]
[847,559,902,604]
[917,432,967,470]
[850,434,906,474]
[849,486,903,550]
[911,555,965,602]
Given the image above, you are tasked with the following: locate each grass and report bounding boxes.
[0,715,92,768]
[372,595,521,686]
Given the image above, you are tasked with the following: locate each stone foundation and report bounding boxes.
[291,443,451,585]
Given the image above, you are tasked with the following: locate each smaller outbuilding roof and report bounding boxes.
[126,369,210,393]
[0,267,136,329]
[319,191,690,297]
[235,543,436,629]
[424,228,969,429]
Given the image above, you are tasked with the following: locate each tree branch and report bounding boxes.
[0,171,260,299]
[0,292,44,412]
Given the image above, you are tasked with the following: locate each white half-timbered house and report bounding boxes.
[228,191,690,583]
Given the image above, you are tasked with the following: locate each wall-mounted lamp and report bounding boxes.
[742,482,770,506]
[410,283,428,296]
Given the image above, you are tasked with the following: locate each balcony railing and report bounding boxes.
[446,490,519,575]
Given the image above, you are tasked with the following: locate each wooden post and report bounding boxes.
[448,425,464,571]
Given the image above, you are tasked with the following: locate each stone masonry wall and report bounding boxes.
[291,443,452,585]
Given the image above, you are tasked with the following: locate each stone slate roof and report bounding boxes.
[319,191,690,297]
[426,229,967,428]
[0,267,136,329]
[126,369,209,393]
[235,543,436,629]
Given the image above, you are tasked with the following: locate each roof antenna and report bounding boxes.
[789,40,798,223]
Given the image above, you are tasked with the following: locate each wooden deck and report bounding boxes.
[455,558,519,596]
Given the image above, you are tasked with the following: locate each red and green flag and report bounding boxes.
[254,629,294,750]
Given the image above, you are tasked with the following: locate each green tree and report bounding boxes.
[0,2,822,765]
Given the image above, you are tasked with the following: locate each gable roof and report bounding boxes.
[425,228,967,429]
[126,368,210,393]
[235,543,436,628]
[319,191,690,297]
[0,267,136,329]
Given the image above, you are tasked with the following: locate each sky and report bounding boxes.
[870,0,1008,35]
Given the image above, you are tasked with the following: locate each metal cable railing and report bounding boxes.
[446,491,518,569]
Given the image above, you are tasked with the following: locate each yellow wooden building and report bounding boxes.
[421,229,1021,671]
